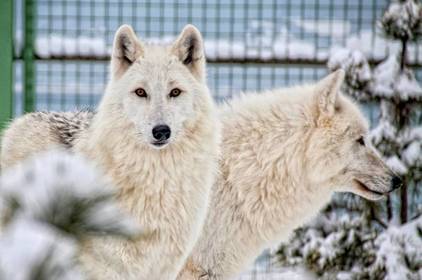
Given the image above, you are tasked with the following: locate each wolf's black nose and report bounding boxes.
[152,125,171,141]
[391,176,403,190]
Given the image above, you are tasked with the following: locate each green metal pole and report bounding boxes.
[0,0,14,131]
[23,0,35,113]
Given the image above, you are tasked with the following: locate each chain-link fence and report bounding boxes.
[2,0,422,278]
[9,1,422,118]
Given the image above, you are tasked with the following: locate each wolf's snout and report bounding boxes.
[152,125,171,141]
[390,176,403,192]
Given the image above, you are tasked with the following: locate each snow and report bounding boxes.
[343,28,422,63]
[375,215,422,280]
[328,48,351,68]
[373,54,399,98]
[386,155,408,175]
[336,271,354,280]
[32,26,422,63]
[372,52,422,100]
[0,150,142,238]
[396,70,422,98]
[0,216,81,280]
[183,37,316,61]
[34,33,318,61]
[402,141,421,166]
[381,0,422,41]
[0,150,147,279]
[409,126,422,141]
[327,47,371,92]
[276,39,315,60]
[205,40,247,60]
[36,35,109,58]
[278,204,422,279]
[278,211,373,278]
[370,119,397,145]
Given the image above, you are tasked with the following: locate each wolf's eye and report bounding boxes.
[134,88,147,98]
[356,137,365,146]
[169,88,182,98]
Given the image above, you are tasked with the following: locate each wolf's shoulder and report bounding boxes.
[47,110,95,147]
[46,110,95,130]
[18,110,95,147]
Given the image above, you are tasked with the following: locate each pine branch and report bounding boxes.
[409,213,422,222]
[0,150,144,279]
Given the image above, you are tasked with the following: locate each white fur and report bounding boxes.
[1,25,220,280]
[76,24,220,280]
[1,65,396,280]
[179,70,396,279]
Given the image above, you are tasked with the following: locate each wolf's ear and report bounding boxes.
[315,69,345,117]
[171,25,206,82]
[111,25,144,80]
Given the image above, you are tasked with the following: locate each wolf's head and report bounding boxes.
[306,70,402,200]
[102,24,210,149]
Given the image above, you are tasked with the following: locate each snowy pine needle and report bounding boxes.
[0,150,142,239]
[0,216,82,280]
[373,53,422,100]
[380,0,422,41]
[278,212,422,279]
[327,48,372,99]
[0,150,144,279]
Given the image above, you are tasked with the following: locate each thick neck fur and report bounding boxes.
[185,86,335,279]
[75,84,219,220]
[220,85,335,229]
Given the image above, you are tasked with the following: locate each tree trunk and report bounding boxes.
[400,39,407,72]
[386,195,393,222]
[398,39,408,225]
[400,177,408,224]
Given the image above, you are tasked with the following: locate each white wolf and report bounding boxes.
[177,70,401,279]
[2,24,220,280]
[1,69,400,278]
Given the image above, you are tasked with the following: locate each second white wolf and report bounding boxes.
[1,24,220,280]
[179,70,401,279]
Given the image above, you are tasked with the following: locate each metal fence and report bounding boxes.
[4,1,422,119]
[1,0,422,278]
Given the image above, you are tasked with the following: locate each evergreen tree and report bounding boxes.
[373,0,422,224]
[0,151,142,280]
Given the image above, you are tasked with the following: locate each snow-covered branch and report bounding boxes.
[0,150,143,279]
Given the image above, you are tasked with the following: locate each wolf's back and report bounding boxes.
[0,110,94,170]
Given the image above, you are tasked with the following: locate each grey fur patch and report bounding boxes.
[51,110,94,148]
[30,110,95,148]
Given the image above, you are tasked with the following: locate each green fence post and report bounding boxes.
[0,0,14,131]
[24,0,35,113]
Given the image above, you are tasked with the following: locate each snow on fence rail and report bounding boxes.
[32,30,422,65]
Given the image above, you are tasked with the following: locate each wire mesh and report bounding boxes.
[12,0,422,115]
[9,0,422,278]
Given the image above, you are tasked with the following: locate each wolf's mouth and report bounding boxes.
[353,179,385,199]
[151,140,169,149]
